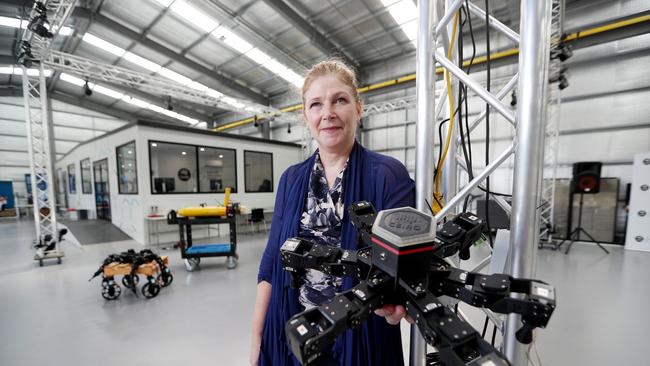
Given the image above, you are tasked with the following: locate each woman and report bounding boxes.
[251,60,415,366]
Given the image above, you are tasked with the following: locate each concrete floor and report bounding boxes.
[0,218,648,366]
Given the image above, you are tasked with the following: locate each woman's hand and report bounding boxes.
[374,304,414,325]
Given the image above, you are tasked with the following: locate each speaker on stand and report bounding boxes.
[558,162,610,254]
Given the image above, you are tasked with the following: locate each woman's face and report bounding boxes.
[303,74,361,154]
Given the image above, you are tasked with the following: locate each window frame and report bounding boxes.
[67,163,77,194]
[197,145,238,194]
[80,158,92,194]
[244,150,274,193]
[116,140,139,195]
[148,139,200,195]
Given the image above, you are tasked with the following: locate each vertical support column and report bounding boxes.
[40,63,59,243]
[441,0,460,213]
[22,71,42,240]
[412,0,436,365]
[504,0,552,363]
[260,121,270,139]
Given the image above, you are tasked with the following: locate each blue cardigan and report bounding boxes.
[257,141,416,366]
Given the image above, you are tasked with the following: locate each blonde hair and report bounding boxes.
[301,59,361,105]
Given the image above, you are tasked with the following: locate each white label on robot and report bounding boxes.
[296,325,309,336]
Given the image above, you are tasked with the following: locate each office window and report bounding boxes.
[244,151,273,192]
[149,141,197,194]
[198,147,237,193]
[67,163,76,194]
[116,141,138,194]
[80,158,92,194]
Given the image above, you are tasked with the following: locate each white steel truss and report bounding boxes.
[539,0,564,246]
[20,0,77,261]
[412,1,552,365]
[44,51,302,124]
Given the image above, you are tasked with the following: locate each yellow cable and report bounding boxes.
[432,11,460,213]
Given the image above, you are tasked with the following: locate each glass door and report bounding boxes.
[93,159,111,220]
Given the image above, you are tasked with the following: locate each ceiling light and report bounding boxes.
[246,48,272,65]
[158,67,192,85]
[0,16,22,28]
[381,0,418,47]
[212,26,253,54]
[92,85,125,99]
[263,59,288,74]
[151,143,158,147]
[60,73,85,86]
[287,123,291,134]
[83,79,92,96]
[82,33,126,57]
[169,0,219,33]
[0,15,72,35]
[166,96,173,111]
[128,163,132,167]
[17,41,36,68]
[218,154,223,159]
[127,150,132,154]
[123,52,162,72]
[181,151,187,155]
[381,0,417,25]
[28,2,53,38]
[200,147,205,152]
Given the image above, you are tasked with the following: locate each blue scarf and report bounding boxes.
[259,141,415,366]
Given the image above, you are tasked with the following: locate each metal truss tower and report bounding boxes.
[413,1,551,365]
[21,0,77,264]
[540,0,565,247]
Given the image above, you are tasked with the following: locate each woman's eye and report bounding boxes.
[310,102,321,108]
[336,97,347,103]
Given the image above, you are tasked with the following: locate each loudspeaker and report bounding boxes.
[572,162,602,194]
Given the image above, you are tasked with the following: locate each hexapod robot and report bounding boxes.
[280,202,556,366]
[89,249,173,300]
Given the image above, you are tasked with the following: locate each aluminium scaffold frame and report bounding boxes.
[21,0,78,263]
[412,1,553,366]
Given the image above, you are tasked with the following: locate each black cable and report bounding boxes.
[484,0,494,248]
[481,317,489,338]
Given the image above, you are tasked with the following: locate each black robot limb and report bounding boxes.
[280,201,556,366]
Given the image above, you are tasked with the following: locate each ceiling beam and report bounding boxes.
[261,0,358,67]
[50,91,138,122]
[72,7,269,105]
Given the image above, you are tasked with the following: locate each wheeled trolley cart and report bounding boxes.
[167,211,238,271]
[167,187,242,271]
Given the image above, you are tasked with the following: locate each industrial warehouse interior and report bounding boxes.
[1,0,649,365]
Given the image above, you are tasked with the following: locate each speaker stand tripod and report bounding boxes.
[558,193,610,255]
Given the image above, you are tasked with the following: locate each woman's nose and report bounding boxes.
[321,103,334,120]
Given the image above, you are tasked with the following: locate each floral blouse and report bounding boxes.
[298,153,347,309]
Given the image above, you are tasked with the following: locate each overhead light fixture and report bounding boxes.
[380,0,418,47]
[166,96,173,111]
[218,154,223,159]
[287,123,291,134]
[181,151,187,155]
[28,2,53,38]
[169,0,219,33]
[212,26,253,54]
[0,15,73,35]
[150,0,303,87]
[127,150,132,154]
[200,147,205,152]
[551,41,573,62]
[17,41,36,68]
[83,79,92,96]
[151,143,158,147]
